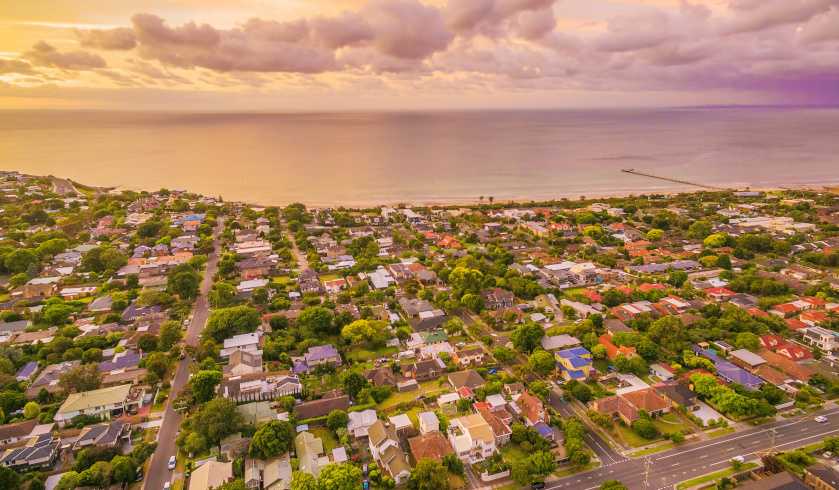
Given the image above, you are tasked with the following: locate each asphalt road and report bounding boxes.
[548,389,627,466]
[547,405,839,490]
[143,218,223,490]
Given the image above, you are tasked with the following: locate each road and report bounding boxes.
[143,217,224,490]
[549,389,626,466]
[547,405,839,490]
[283,219,309,271]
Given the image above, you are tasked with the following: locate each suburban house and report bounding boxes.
[347,409,378,439]
[73,421,129,450]
[220,332,262,358]
[418,411,440,434]
[802,326,839,353]
[482,288,515,310]
[0,419,38,446]
[225,350,263,376]
[293,394,350,420]
[189,460,234,490]
[221,373,302,403]
[368,420,411,485]
[293,344,342,374]
[591,388,672,424]
[556,347,593,381]
[408,432,454,462]
[517,390,547,426]
[295,431,327,476]
[244,455,292,490]
[0,433,61,471]
[53,384,138,427]
[447,413,497,464]
[541,334,581,351]
[452,345,486,367]
[403,358,445,382]
[448,370,486,390]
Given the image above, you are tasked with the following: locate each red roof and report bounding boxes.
[747,307,769,318]
[639,283,666,293]
[705,287,736,297]
[785,318,809,331]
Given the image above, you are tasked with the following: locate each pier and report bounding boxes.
[621,168,729,191]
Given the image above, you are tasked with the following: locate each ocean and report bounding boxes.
[1,107,837,206]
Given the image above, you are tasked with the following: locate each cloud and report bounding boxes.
[77,27,138,50]
[797,6,839,43]
[362,0,453,59]
[24,41,107,70]
[0,58,37,75]
[723,0,836,34]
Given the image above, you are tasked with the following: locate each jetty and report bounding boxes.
[621,168,728,191]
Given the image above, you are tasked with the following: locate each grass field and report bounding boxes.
[345,345,398,363]
[675,462,757,490]
[706,427,735,439]
[630,441,675,457]
[310,427,340,452]
[376,380,449,411]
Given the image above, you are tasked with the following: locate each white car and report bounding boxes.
[815,416,828,423]
[163,482,171,490]
[168,455,176,470]
[731,456,745,464]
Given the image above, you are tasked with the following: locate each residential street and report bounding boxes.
[547,405,839,490]
[548,389,626,466]
[143,218,224,490]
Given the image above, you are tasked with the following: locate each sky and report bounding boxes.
[1,0,838,110]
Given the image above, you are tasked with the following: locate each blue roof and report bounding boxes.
[562,367,587,379]
[557,347,591,358]
[534,422,553,438]
[15,361,38,379]
[565,356,592,368]
[694,347,763,389]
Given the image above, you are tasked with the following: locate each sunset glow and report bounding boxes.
[2,0,838,110]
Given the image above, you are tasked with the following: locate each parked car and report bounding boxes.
[163,482,171,490]
[815,416,828,423]
[731,456,745,464]
[168,455,176,470]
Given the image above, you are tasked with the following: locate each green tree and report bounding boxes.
[341,371,368,400]
[81,246,127,274]
[688,220,713,239]
[59,363,101,393]
[290,472,318,490]
[143,352,170,381]
[734,332,760,351]
[189,370,223,403]
[159,320,184,351]
[528,349,555,376]
[326,409,349,432]
[646,229,664,241]
[191,398,243,452]
[111,455,137,484]
[298,306,335,336]
[23,401,40,419]
[4,249,39,273]
[169,269,201,300]
[317,463,362,490]
[409,459,450,490]
[203,306,260,343]
[631,419,659,439]
[210,282,237,308]
[249,420,295,459]
[0,466,20,489]
[512,322,544,353]
[341,319,386,345]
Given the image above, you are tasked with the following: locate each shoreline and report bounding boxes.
[81,177,839,210]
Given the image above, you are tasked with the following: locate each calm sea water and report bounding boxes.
[1,108,838,206]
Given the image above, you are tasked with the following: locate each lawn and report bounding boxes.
[345,345,398,363]
[310,427,339,452]
[318,273,342,282]
[675,462,757,490]
[553,461,600,478]
[376,380,449,411]
[629,441,675,457]
[271,275,291,285]
[706,427,735,439]
[501,444,529,465]
[613,424,654,448]
[652,412,692,436]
